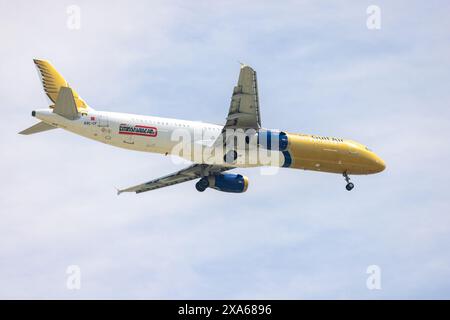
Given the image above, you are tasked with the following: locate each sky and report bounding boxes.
[1,0,450,299]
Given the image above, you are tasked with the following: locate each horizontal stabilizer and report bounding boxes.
[19,121,56,135]
[54,87,79,120]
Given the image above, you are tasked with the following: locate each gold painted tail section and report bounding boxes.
[33,59,89,112]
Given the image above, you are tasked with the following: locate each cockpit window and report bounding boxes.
[365,146,372,152]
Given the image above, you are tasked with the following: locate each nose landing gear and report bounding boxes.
[343,172,354,191]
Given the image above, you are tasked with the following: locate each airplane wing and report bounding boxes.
[224,64,261,130]
[117,164,232,194]
[118,65,259,195]
[212,65,261,149]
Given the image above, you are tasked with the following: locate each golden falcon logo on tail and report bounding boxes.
[33,59,89,112]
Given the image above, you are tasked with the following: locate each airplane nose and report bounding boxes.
[374,156,386,172]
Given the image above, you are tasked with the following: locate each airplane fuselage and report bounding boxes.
[33,108,385,175]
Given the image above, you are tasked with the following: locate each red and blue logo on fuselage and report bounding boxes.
[119,124,157,137]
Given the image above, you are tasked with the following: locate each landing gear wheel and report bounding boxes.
[343,172,354,191]
[195,177,209,192]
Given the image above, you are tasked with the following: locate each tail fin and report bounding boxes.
[19,121,56,135]
[33,59,90,112]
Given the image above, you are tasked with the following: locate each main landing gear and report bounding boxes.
[343,172,354,191]
[195,177,209,192]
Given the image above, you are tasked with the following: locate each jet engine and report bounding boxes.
[195,173,249,193]
[255,129,289,151]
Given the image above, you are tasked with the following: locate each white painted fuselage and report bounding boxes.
[34,109,213,150]
[33,109,279,168]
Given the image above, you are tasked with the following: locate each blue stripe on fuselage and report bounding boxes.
[282,151,292,167]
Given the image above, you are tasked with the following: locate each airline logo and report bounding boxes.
[119,124,157,137]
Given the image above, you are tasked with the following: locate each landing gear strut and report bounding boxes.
[343,172,354,191]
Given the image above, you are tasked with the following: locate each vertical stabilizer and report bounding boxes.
[33,59,91,112]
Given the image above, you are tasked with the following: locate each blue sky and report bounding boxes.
[1,0,450,299]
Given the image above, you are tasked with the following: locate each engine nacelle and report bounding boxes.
[208,173,249,193]
[256,130,288,151]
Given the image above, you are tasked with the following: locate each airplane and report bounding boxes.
[20,59,385,194]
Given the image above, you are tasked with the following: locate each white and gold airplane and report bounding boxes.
[20,59,385,194]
